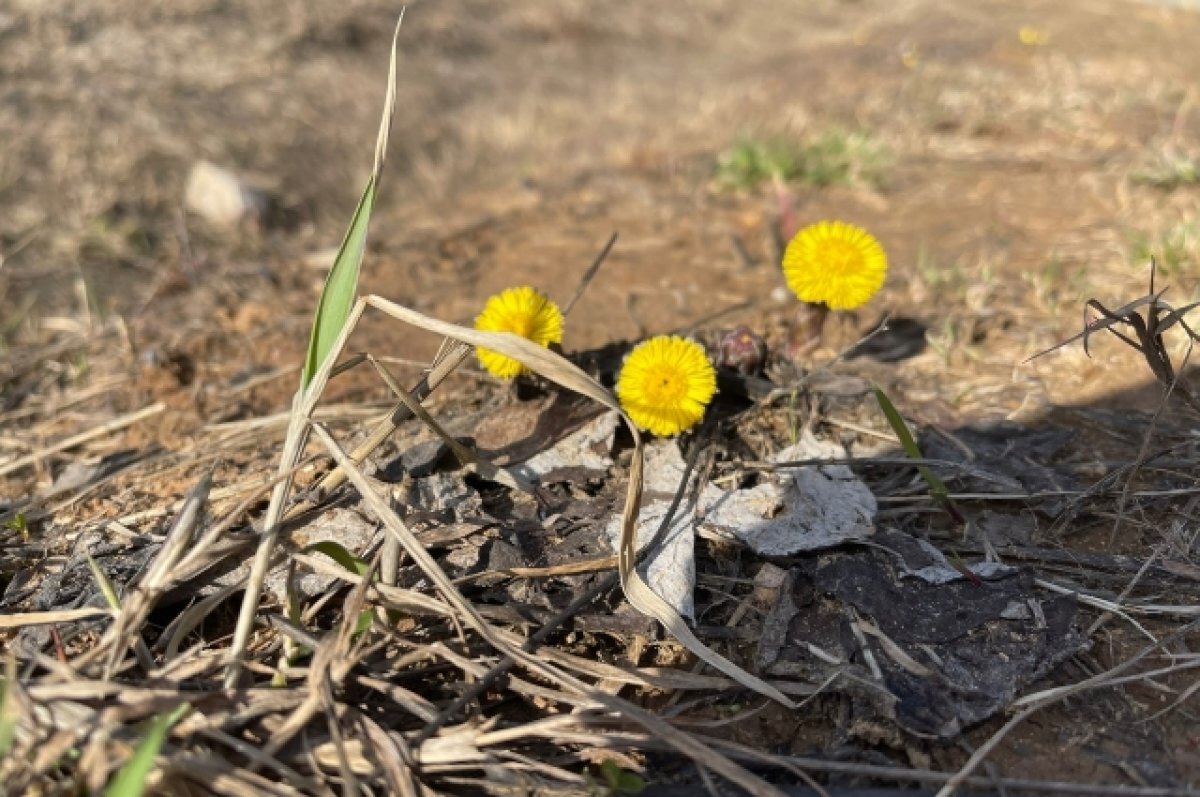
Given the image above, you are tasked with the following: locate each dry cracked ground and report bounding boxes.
[3,0,1200,795]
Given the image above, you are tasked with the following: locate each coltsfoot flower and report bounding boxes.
[616,335,717,437]
[474,286,564,378]
[781,220,887,311]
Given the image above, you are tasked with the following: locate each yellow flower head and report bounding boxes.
[474,286,564,378]
[616,335,717,437]
[1018,26,1049,46]
[781,220,887,311]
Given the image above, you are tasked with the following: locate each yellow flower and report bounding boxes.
[781,220,887,310]
[474,286,564,378]
[616,336,716,437]
[1018,26,1048,46]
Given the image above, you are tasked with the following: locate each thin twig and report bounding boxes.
[561,231,618,318]
[0,402,165,478]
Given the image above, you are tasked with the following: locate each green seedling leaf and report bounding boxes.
[595,760,646,795]
[615,771,646,794]
[872,386,924,461]
[85,550,121,610]
[302,177,376,390]
[0,655,17,758]
[354,608,375,635]
[282,563,310,666]
[104,702,189,797]
[304,540,375,635]
[305,540,372,577]
[872,386,963,524]
[284,541,371,662]
[3,512,28,542]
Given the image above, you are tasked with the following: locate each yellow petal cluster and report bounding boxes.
[616,335,717,437]
[781,220,887,310]
[473,286,564,378]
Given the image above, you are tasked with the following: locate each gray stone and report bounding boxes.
[184,160,269,228]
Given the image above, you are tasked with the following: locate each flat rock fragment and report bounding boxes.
[759,529,1084,739]
[512,410,618,482]
[699,434,875,555]
[605,433,878,623]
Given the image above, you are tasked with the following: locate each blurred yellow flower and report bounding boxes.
[1018,26,1049,46]
[781,220,887,310]
[616,336,716,437]
[474,286,563,378]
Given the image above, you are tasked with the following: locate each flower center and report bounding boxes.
[643,365,687,406]
[507,316,534,338]
[817,239,865,276]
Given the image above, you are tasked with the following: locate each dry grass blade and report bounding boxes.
[366,353,539,497]
[159,583,241,660]
[285,341,473,522]
[0,607,112,629]
[356,714,420,797]
[561,230,618,316]
[101,471,211,678]
[0,402,165,478]
[257,582,371,765]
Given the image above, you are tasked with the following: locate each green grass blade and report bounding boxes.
[871,385,952,506]
[104,702,189,797]
[301,176,376,389]
[305,540,376,633]
[305,540,371,577]
[282,540,372,664]
[225,11,404,691]
[86,550,121,610]
[300,10,404,389]
[0,655,17,758]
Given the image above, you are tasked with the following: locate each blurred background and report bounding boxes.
[3,0,1200,414]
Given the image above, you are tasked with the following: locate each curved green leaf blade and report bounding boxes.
[0,656,17,758]
[104,702,189,797]
[302,177,377,389]
[872,385,949,503]
[304,540,371,577]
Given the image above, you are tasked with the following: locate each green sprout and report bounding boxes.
[716,129,887,191]
[1130,221,1200,279]
[585,760,646,797]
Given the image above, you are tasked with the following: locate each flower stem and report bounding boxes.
[787,300,829,359]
